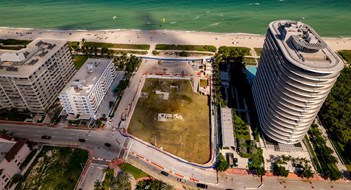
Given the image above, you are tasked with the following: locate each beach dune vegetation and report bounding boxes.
[155,44,217,52]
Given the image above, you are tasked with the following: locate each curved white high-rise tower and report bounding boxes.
[252,20,344,144]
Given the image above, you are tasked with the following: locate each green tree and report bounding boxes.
[273,163,289,177]
[136,179,173,190]
[301,164,314,179]
[254,166,266,176]
[110,171,131,190]
[216,153,230,172]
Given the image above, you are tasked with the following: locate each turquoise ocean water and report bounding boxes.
[0,0,350,37]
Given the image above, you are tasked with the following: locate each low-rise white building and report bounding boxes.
[0,135,31,189]
[59,58,116,118]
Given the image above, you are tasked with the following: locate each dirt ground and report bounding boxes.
[128,79,210,164]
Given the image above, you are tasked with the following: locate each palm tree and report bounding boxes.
[94,180,103,190]
[110,171,131,190]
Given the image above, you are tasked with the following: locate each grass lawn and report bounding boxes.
[113,50,148,55]
[72,55,88,69]
[254,48,263,57]
[119,163,149,179]
[128,79,211,164]
[233,113,251,141]
[338,50,351,64]
[303,136,322,172]
[155,44,217,52]
[243,57,257,65]
[16,146,89,190]
[84,42,150,50]
[200,79,208,87]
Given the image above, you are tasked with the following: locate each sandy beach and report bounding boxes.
[1,27,350,51]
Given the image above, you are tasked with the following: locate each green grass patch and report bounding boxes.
[128,79,210,164]
[0,39,31,45]
[119,163,149,179]
[112,50,148,55]
[85,42,150,50]
[254,48,262,57]
[72,55,88,69]
[155,44,217,52]
[243,57,257,65]
[338,50,351,64]
[16,146,89,190]
[200,79,208,88]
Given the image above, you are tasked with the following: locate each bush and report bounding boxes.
[152,50,160,55]
[179,51,189,57]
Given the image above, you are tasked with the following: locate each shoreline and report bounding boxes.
[1,27,351,51]
[1,26,351,39]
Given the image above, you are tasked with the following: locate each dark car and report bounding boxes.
[79,138,86,143]
[104,143,111,147]
[160,171,169,176]
[196,183,208,189]
[41,135,51,139]
[234,158,238,166]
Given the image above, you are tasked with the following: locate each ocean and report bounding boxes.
[0,0,350,37]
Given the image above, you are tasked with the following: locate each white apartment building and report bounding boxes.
[252,20,344,144]
[59,58,116,118]
[0,135,31,189]
[0,38,75,113]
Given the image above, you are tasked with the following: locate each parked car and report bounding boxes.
[104,143,111,147]
[160,171,169,176]
[79,138,86,143]
[196,183,208,189]
[41,135,51,139]
[248,158,253,165]
[177,178,186,183]
[234,158,238,167]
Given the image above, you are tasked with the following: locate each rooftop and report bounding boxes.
[61,58,113,96]
[0,38,67,77]
[269,20,344,73]
[221,107,235,148]
[0,137,16,162]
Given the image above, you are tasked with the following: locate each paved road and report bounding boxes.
[0,124,120,160]
[2,124,351,190]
